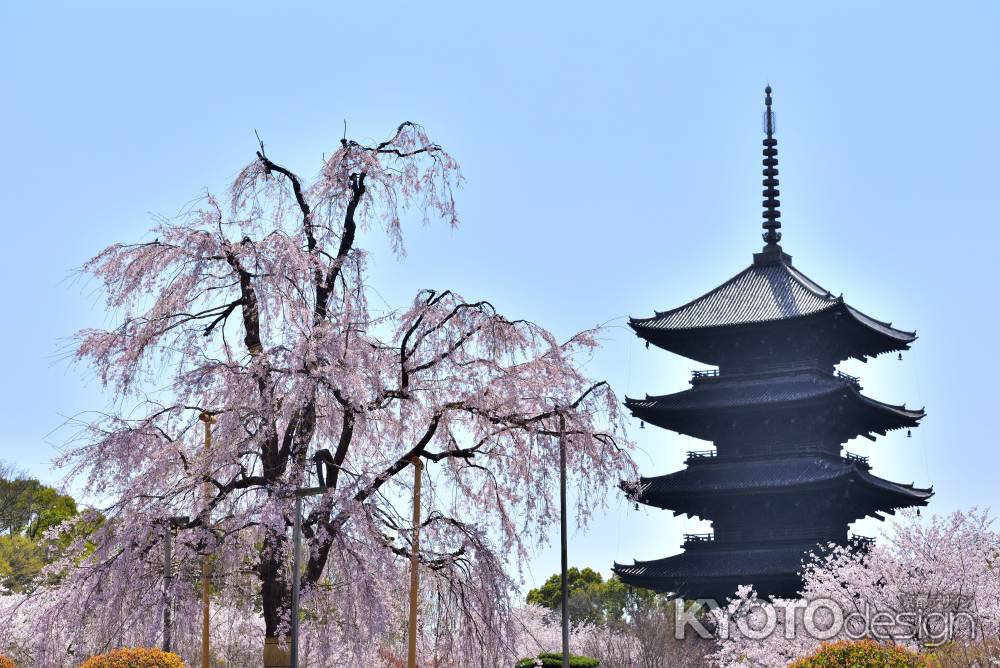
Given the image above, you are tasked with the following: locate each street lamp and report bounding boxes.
[557,411,569,668]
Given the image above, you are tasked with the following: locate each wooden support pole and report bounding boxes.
[163,523,173,653]
[290,494,302,668]
[406,456,423,668]
[200,412,215,668]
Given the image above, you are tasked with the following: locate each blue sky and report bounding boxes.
[2,2,998,591]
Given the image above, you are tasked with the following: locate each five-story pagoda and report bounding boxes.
[613,87,932,600]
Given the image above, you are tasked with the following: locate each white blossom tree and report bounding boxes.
[710,509,1000,668]
[7,123,634,666]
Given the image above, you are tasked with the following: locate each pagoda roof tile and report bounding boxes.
[630,261,915,343]
[630,373,842,410]
[625,373,924,425]
[614,542,815,580]
[630,456,933,502]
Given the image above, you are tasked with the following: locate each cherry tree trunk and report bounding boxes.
[263,638,291,668]
[261,526,292,667]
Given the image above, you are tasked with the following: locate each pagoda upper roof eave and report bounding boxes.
[624,461,933,511]
[628,260,917,354]
[631,299,917,341]
[631,466,934,497]
[842,302,917,342]
[630,300,916,356]
[624,379,925,431]
[631,261,837,329]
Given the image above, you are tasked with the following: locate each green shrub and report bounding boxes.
[925,640,1000,667]
[790,639,931,667]
[515,652,600,667]
[77,647,185,668]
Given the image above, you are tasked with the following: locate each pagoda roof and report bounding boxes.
[614,540,813,582]
[625,372,923,439]
[629,260,915,352]
[628,456,932,511]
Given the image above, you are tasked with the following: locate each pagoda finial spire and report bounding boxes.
[761,85,782,248]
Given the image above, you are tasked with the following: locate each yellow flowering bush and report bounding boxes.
[0,655,16,668]
[789,639,932,667]
[77,648,185,668]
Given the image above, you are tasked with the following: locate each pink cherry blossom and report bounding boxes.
[1,122,634,667]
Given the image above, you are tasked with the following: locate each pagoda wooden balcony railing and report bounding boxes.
[836,370,861,387]
[727,360,830,376]
[692,366,863,388]
[685,449,717,463]
[716,525,845,544]
[723,441,837,459]
[844,452,870,468]
[849,534,876,552]
[683,533,715,548]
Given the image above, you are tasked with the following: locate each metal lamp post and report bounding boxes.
[288,449,339,668]
[289,484,325,668]
[558,411,569,668]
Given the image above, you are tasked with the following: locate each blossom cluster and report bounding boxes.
[710,509,1000,667]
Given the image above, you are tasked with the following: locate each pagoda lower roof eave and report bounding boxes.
[622,458,933,511]
[614,540,819,581]
[625,375,924,439]
[613,572,800,601]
